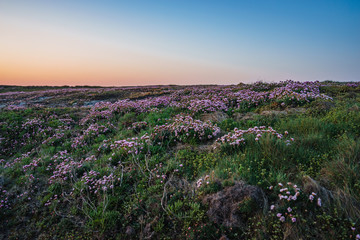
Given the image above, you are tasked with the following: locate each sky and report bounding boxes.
[0,0,359,86]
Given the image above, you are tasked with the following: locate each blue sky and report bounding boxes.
[0,0,359,86]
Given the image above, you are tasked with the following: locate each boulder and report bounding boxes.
[260,110,287,116]
[233,112,259,122]
[202,181,267,228]
[201,111,228,123]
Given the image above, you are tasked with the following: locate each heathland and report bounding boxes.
[1,81,360,239]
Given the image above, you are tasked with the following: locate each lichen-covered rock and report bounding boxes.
[201,111,228,123]
[260,110,287,116]
[203,181,267,227]
[233,112,259,122]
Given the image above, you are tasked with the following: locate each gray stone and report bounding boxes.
[203,181,267,227]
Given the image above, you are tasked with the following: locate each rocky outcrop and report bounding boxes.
[202,181,267,228]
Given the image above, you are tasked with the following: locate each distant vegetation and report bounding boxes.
[1,80,360,239]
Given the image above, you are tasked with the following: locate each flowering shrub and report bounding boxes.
[149,162,168,184]
[234,89,269,108]
[42,130,66,146]
[4,152,32,169]
[81,170,117,194]
[152,115,220,143]
[0,186,10,210]
[108,133,150,156]
[215,126,294,149]
[268,182,322,224]
[72,122,114,148]
[127,121,148,131]
[346,82,360,88]
[22,158,41,172]
[22,118,43,130]
[196,175,210,188]
[48,153,82,184]
[268,81,332,104]
[170,97,229,113]
[5,105,27,111]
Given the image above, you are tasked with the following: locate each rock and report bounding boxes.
[233,108,306,122]
[349,104,359,112]
[233,112,259,122]
[125,226,135,236]
[309,101,335,113]
[286,107,307,114]
[143,223,154,239]
[219,235,229,240]
[260,110,287,116]
[142,216,158,239]
[197,143,215,152]
[201,111,228,123]
[83,100,103,107]
[202,181,267,228]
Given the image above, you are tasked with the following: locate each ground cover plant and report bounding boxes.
[1,80,360,239]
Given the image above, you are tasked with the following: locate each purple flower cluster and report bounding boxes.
[188,98,228,113]
[5,105,26,111]
[346,82,360,88]
[44,194,58,206]
[72,123,113,148]
[233,80,331,108]
[81,170,116,194]
[4,152,32,169]
[276,182,301,201]
[152,115,220,142]
[108,133,150,155]
[128,121,148,131]
[269,182,322,224]
[269,182,301,223]
[215,126,293,148]
[22,118,43,129]
[42,131,66,145]
[308,192,322,207]
[0,186,10,210]
[48,151,83,184]
[196,175,210,188]
[81,96,173,124]
[150,163,168,184]
[268,81,331,103]
[22,158,41,172]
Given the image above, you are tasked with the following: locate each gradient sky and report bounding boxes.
[1,0,359,86]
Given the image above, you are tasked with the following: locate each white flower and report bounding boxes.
[317,197,322,207]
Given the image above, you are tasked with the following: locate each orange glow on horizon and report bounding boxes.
[0,55,248,86]
[0,15,250,86]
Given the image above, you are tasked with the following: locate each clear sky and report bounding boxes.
[0,0,359,86]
